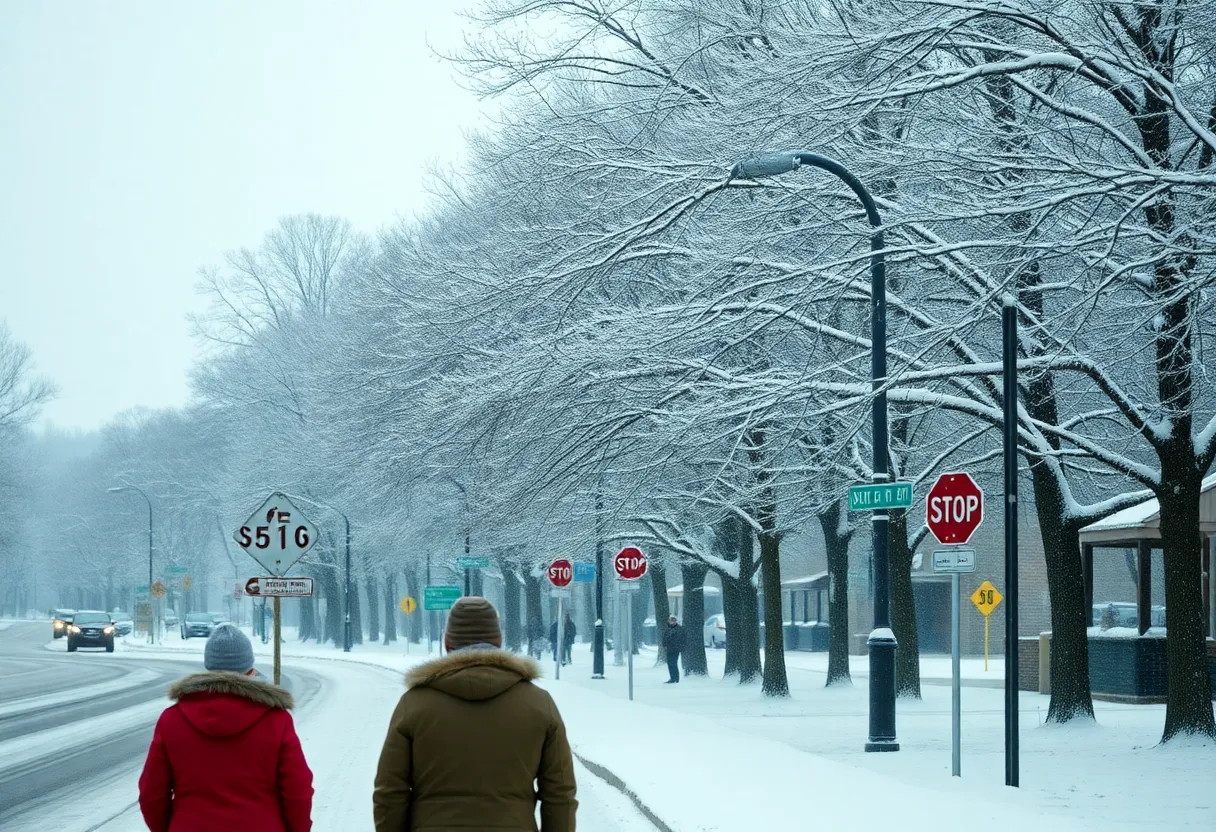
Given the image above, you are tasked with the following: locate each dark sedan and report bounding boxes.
[180,613,215,640]
[52,608,76,639]
[66,610,116,652]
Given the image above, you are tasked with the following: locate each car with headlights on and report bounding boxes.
[66,610,116,652]
[181,613,215,640]
[52,609,76,639]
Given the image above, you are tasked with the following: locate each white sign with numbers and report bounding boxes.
[233,492,319,577]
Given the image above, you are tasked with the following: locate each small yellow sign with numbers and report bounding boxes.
[970,580,1003,617]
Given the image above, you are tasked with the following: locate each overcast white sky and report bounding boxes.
[0,1,485,432]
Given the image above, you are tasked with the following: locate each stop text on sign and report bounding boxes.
[925,471,984,545]
[548,558,573,588]
[613,546,648,581]
[928,494,981,525]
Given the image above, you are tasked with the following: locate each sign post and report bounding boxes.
[613,547,648,701]
[932,548,976,777]
[548,559,573,680]
[970,581,1003,671]
[233,492,320,686]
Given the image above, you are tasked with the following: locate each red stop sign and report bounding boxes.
[547,558,573,588]
[926,472,984,545]
[613,546,648,581]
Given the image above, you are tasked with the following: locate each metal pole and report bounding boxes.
[731,152,896,751]
[1003,300,1020,787]
[344,514,352,653]
[426,551,433,654]
[556,595,564,681]
[273,596,282,685]
[593,493,605,678]
[626,590,634,701]
[952,572,961,777]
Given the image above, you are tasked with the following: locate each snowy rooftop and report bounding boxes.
[666,584,721,596]
[782,571,828,588]
[1080,471,1216,539]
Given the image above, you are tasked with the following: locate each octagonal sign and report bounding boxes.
[926,472,984,545]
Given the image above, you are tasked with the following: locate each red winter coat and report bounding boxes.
[139,671,313,832]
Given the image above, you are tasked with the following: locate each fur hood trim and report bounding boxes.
[169,671,294,710]
[406,649,541,690]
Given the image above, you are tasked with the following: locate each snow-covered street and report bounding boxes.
[0,624,662,831]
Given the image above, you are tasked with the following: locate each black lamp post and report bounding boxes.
[730,151,897,752]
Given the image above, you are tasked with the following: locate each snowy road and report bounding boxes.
[0,623,320,830]
[3,628,658,830]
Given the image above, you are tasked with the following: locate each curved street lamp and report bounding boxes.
[107,484,156,645]
[729,151,897,753]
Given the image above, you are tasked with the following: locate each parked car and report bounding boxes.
[163,609,179,627]
[112,614,134,636]
[1092,602,1166,628]
[703,613,727,648]
[181,612,215,639]
[66,610,116,652]
[210,612,229,627]
[51,609,76,640]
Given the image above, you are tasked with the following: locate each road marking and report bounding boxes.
[0,667,161,719]
[0,698,168,777]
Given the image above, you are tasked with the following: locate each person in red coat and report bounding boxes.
[138,623,313,832]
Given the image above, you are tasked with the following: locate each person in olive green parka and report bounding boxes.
[373,597,578,831]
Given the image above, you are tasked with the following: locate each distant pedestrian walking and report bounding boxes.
[138,623,313,832]
[374,596,578,831]
[663,615,684,684]
[550,618,560,661]
[561,612,577,666]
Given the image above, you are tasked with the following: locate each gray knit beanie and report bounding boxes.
[445,597,502,649]
[204,623,255,673]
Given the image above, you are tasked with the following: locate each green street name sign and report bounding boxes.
[164,565,189,574]
[424,585,463,611]
[848,482,914,511]
[136,585,150,594]
[456,556,491,569]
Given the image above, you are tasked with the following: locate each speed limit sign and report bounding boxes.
[233,492,319,576]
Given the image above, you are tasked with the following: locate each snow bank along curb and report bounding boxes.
[572,753,674,832]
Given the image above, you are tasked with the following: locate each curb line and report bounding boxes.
[573,752,675,832]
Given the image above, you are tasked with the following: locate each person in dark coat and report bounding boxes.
[549,618,560,660]
[663,615,684,683]
[374,597,578,831]
[138,624,313,832]
[561,612,576,665]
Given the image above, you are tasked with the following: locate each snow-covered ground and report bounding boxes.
[25,632,659,831]
[73,632,1215,830]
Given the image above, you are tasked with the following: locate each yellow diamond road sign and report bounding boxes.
[400,596,417,615]
[970,580,1003,617]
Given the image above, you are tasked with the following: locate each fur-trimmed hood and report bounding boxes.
[168,671,294,739]
[406,649,541,702]
[170,671,295,709]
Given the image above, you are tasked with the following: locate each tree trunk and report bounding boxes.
[500,559,524,652]
[722,578,741,676]
[735,573,763,685]
[366,572,380,644]
[349,573,363,646]
[631,573,649,653]
[320,566,342,648]
[524,570,544,656]
[759,529,789,696]
[403,566,422,644]
[299,590,316,642]
[382,573,397,644]
[650,561,672,664]
[1158,461,1216,739]
[890,507,921,699]
[822,500,852,687]
[680,560,708,675]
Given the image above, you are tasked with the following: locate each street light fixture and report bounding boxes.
[730,151,898,752]
[107,485,156,646]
